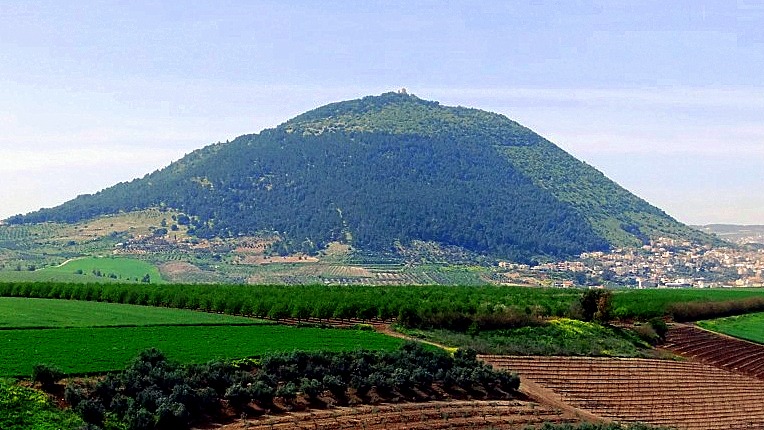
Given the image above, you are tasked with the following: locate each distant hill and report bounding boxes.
[7,92,715,262]
[696,224,764,245]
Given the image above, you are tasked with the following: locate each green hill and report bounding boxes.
[7,92,714,261]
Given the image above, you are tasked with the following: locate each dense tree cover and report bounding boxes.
[63,344,518,430]
[11,92,707,261]
[499,139,719,247]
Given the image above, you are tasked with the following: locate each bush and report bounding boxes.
[632,323,659,345]
[299,378,323,399]
[32,363,64,390]
[275,381,297,400]
[76,399,105,426]
[648,317,668,340]
[223,384,251,410]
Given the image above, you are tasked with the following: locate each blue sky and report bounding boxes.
[1,1,762,224]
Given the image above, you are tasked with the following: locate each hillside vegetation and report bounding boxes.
[7,92,713,262]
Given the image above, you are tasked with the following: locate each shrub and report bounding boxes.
[224,384,251,410]
[299,377,323,399]
[249,381,275,405]
[648,317,668,340]
[64,383,86,409]
[32,363,64,390]
[76,399,105,426]
[632,323,660,345]
[275,381,297,400]
[154,399,189,429]
[322,374,346,398]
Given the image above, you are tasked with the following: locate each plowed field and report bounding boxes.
[219,400,579,430]
[663,323,764,380]
[481,355,764,430]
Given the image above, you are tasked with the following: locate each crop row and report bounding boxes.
[234,400,580,430]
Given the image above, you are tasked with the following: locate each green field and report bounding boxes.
[697,312,764,344]
[0,298,404,376]
[0,270,128,284]
[0,325,405,376]
[400,318,652,357]
[41,257,164,284]
[612,288,764,319]
[0,297,264,328]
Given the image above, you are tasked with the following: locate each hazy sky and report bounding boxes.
[1,1,762,224]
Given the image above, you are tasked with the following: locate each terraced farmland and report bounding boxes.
[482,355,764,430]
[663,323,764,380]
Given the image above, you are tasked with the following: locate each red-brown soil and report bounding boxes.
[662,323,764,380]
[481,355,764,430]
[213,399,580,430]
[260,317,392,329]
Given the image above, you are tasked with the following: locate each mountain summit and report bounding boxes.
[9,92,711,261]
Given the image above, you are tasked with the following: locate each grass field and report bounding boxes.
[0,270,128,283]
[0,297,264,328]
[0,298,405,376]
[41,256,164,284]
[697,312,764,344]
[612,288,764,319]
[0,325,405,376]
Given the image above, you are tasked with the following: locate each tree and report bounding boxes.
[580,289,612,323]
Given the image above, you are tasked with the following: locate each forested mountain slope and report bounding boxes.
[8,92,712,261]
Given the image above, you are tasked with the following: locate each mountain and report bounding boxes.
[7,92,714,262]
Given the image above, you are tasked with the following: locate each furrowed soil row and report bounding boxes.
[663,323,764,380]
[481,355,764,430]
[261,317,392,328]
[221,400,579,430]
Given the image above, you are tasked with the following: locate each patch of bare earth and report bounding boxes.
[159,261,223,283]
